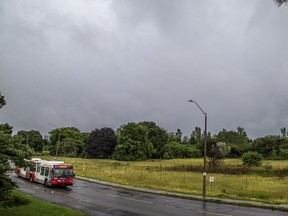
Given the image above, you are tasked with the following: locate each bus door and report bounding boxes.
[25,167,30,179]
[35,165,41,182]
[45,167,52,185]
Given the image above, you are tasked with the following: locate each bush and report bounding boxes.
[0,194,31,208]
[161,142,183,159]
[279,148,288,159]
[161,142,201,159]
[186,146,202,158]
[242,151,263,167]
[40,151,50,156]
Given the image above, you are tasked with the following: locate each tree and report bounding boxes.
[275,0,287,6]
[0,93,32,207]
[189,127,202,145]
[217,141,231,157]
[0,130,17,207]
[280,127,287,138]
[49,127,84,157]
[0,92,6,108]
[113,123,154,161]
[215,128,250,158]
[80,132,90,146]
[175,129,182,143]
[207,141,230,169]
[182,136,189,145]
[58,138,81,157]
[251,135,281,158]
[85,127,117,158]
[279,144,288,159]
[216,128,249,146]
[139,121,168,158]
[17,130,45,153]
[0,123,13,135]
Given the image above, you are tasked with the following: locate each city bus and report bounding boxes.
[16,158,74,187]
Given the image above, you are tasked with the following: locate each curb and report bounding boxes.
[75,176,288,212]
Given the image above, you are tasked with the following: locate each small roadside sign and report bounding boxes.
[209,176,215,187]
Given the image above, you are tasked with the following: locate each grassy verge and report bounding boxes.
[42,157,288,204]
[0,191,88,216]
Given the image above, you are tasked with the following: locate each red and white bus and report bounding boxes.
[16,158,74,187]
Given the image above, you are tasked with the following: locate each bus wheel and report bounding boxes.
[30,176,33,182]
[44,179,48,187]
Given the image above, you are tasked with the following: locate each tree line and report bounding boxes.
[5,121,288,162]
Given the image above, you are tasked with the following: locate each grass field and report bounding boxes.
[42,157,288,204]
[0,191,88,216]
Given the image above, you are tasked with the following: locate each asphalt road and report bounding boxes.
[10,173,287,216]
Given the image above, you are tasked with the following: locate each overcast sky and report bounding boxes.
[0,0,287,139]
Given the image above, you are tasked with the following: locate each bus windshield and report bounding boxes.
[53,168,73,178]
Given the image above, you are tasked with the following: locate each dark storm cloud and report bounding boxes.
[0,0,287,139]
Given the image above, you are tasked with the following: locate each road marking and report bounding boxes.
[197,210,232,216]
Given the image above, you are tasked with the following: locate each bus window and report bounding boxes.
[37,166,40,173]
[40,167,45,175]
[54,169,73,177]
[44,168,49,177]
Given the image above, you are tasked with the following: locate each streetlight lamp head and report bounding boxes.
[188,99,194,103]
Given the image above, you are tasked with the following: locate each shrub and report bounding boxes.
[186,146,202,158]
[161,142,201,159]
[208,142,230,169]
[242,151,263,167]
[40,151,50,156]
[161,142,183,159]
[0,194,31,208]
[279,148,288,159]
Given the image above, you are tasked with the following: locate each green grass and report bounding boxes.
[0,191,88,216]
[41,157,288,204]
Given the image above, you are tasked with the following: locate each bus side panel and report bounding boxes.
[19,167,27,178]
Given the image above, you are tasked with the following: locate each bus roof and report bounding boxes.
[40,160,65,167]
[31,158,42,161]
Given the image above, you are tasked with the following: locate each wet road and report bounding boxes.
[10,173,287,216]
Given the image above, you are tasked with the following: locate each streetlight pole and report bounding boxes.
[188,99,207,199]
[48,123,60,159]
